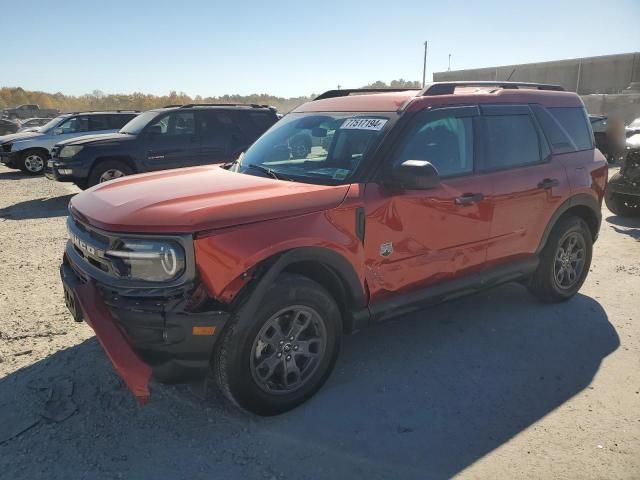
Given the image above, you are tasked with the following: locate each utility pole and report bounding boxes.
[448,54,451,71]
[422,41,428,88]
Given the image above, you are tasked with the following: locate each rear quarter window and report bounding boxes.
[548,107,593,151]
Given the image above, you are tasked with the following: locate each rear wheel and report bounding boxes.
[605,187,640,217]
[88,160,133,187]
[527,216,592,303]
[19,150,47,175]
[213,273,341,415]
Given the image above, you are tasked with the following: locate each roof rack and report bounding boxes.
[176,103,272,109]
[421,81,565,96]
[66,110,141,114]
[314,88,419,101]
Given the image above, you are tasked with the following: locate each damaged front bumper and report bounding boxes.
[61,252,230,404]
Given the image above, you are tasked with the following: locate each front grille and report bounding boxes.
[67,216,118,277]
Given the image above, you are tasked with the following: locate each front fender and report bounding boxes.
[193,207,366,306]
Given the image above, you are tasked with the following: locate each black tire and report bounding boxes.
[527,216,593,303]
[605,184,640,217]
[213,273,342,416]
[19,149,47,175]
[88,160,133,187]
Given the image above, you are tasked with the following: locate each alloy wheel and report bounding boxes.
[250,305,327,395]
[24,154,44,173]
[553,231,586,289]
[99,169,125,183]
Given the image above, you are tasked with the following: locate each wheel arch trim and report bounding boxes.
[536,193,601,253]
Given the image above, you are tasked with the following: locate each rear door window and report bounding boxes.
[548,107,593,151]
[482,113,542,170]
[233,111,276,138]
[89,115,109,132]
[108,114,136,129]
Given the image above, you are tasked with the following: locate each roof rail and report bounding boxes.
[177,103,272,109]
[66,110,141,114]
[422,81,565,96]
[314,88,419,101]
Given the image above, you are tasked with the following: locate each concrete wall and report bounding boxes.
[433,53,640,123]
[581,94,640,124]
[433,52,640,95]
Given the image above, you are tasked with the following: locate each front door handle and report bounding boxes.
[538,178,559,189]
[455,193,484,206]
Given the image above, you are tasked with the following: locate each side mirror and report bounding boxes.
[391,160,441,190]
[54,128,64,135]
[147,125,163,135]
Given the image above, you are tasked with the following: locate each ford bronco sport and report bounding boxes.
[60,82,607,415]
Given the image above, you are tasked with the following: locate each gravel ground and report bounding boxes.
[0,165,638,480]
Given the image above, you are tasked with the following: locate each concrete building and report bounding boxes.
[433,53,640,122]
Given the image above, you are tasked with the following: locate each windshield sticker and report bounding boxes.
[333,169,349,180]
[340,118,388,131]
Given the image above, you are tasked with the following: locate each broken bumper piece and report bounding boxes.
[61,261,152,404]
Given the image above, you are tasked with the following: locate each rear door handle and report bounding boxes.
[455,193,484,205]
[538,178,559,189]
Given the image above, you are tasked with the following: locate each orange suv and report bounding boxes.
[60,82,607,415]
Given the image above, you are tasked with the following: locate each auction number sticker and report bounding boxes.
[340,118,388,131]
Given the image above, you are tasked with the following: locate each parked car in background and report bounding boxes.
[60,82,606,415]
[589,114,609,150]
[46,103,278,188]
[589,114,626,163]
[605,133,640,216]
[2,104,60,120]
[626,117,640,138]
[0,111,138,175]
[0,117,19,135]
[17,117,52,132]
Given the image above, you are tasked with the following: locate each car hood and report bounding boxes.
[70,165,351,233]
[0,131,43,144]
[58,132,134,147]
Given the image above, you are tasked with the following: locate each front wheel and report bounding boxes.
[527,216,593,303]
[213,273,342,415]
[19,150,47,175]
[88,160,133,187]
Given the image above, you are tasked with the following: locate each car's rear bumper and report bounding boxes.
[61,250,230,403]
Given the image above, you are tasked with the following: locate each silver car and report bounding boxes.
[0,111,138,174]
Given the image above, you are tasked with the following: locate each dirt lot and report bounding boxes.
[0,165,638,480]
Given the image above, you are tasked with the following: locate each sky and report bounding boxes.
[2,0,639,98]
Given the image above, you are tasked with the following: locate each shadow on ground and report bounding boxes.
[605,214,640,240]
[0,284,619,480]
[0,170,30,180]
[0,194,75,220]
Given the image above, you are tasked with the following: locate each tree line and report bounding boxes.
[0,80,421,114]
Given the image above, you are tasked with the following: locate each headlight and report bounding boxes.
[106,240,185,282]
[59,145,84,159]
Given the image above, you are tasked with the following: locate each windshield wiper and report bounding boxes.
[245,163,292,181]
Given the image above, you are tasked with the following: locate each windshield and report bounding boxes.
[234,112,391,184]
[38,116,66,133]
[119,110,161,135]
